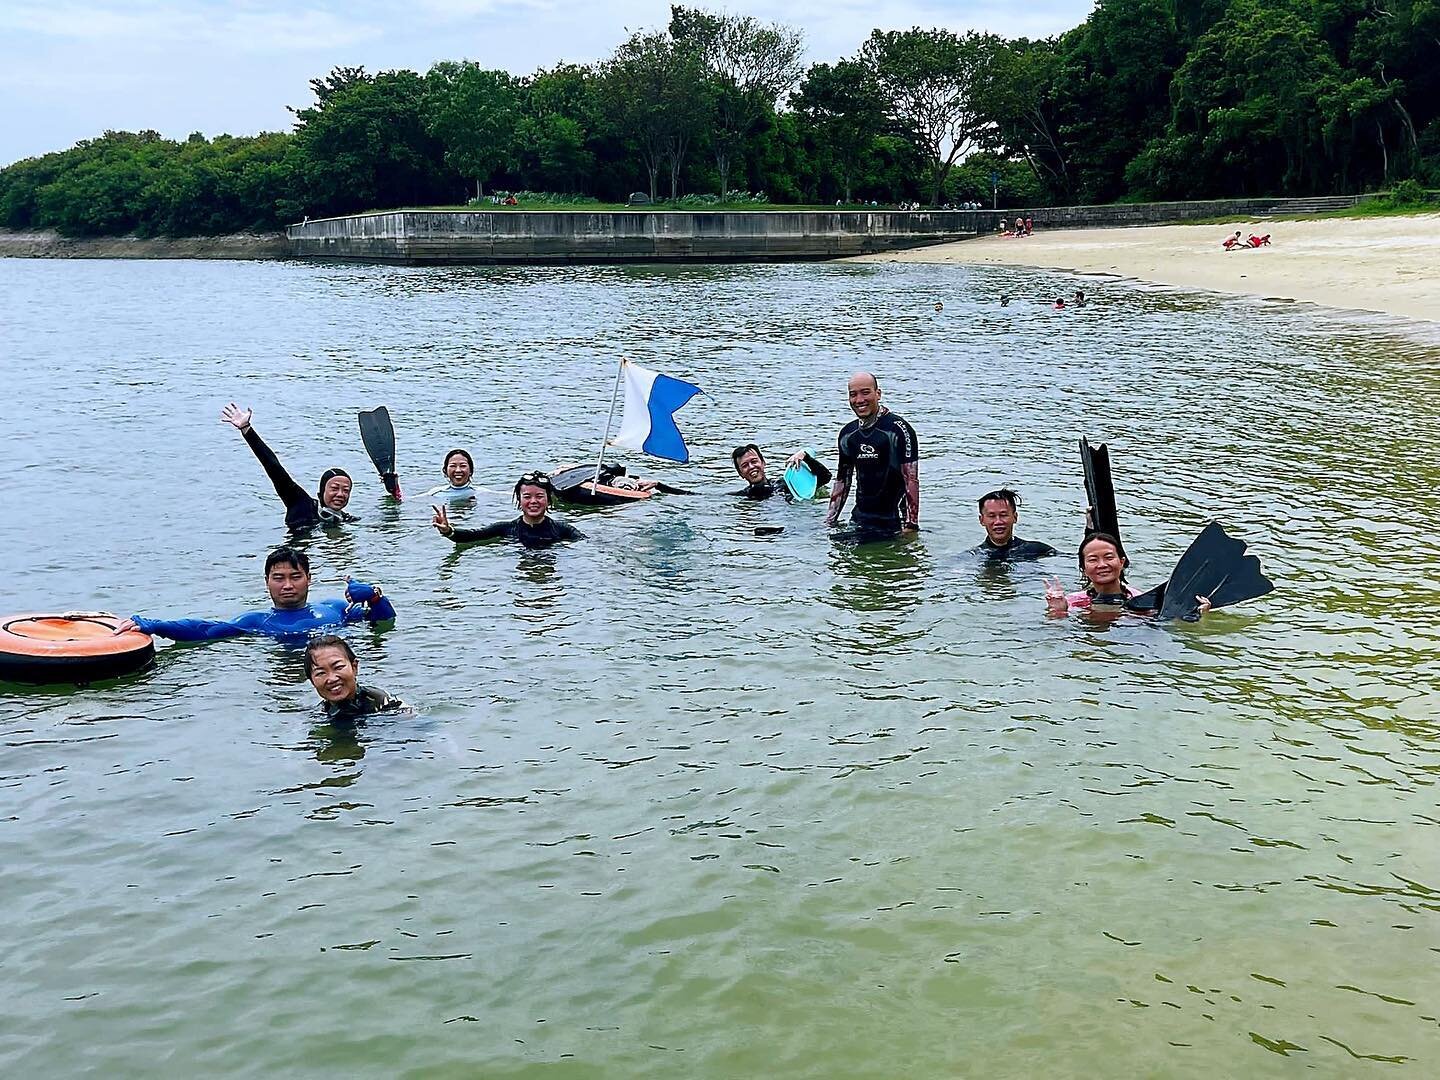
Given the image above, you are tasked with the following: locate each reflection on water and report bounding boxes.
[1,257,1439,1076]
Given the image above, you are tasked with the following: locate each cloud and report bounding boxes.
[0,0,1096,165]
[0,1,382,50]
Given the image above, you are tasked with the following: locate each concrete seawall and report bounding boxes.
[286,210,985,264]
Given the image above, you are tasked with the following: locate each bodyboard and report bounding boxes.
[783,461,819,501]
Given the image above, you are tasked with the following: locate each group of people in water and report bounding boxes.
[115,369,1241,723]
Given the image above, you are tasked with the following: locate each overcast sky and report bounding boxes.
[0,0,1095,167]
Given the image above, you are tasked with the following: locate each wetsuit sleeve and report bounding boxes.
[241,426,318,526]
[338,585,396,624]
[555,522,584,542]
[894,418,919,464]
[130,614,253,641]
[802,452,833,487]
[448,521,514,544]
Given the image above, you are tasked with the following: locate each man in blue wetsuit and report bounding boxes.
[825,372,920,540]
[115,547,395,642]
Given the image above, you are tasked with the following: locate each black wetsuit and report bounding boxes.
[324,685,403,725]
[735,453,833,500]
[971,536,1058,562]
[836,411,919,534]
[448,516,584,550]
[242,427,355,530]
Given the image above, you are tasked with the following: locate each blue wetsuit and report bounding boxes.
[132,586,395,643]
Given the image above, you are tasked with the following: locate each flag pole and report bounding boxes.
[592,358,625,490]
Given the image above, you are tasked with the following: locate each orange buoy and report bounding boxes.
[0,612,154,685]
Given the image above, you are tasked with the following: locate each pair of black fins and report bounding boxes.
[1080,438,1274,620]
[358,407,403,500]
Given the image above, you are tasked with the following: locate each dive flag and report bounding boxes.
[610,361,703,463]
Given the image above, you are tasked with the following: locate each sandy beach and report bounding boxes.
[854,213,1440,322]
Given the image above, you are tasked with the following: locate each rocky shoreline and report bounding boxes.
[0,229,288,259]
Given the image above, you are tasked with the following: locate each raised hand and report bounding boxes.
[220,402,253,431]
[784,450,807,469]
[431,504,453,536]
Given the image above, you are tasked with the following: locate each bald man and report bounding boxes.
[825,372,919,538]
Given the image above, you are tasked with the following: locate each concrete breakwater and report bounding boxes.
[285,209,986,264]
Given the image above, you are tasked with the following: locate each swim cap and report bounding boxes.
[317,468,351,502]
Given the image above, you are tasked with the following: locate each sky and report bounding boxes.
[0,0,1096,167]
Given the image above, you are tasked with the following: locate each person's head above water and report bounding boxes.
[264,546,312,610]
[732,443,768,485]
[513,471,555,524]
[1078,532,1128,594]
[847,372,882,422]
[442,449,474,488]
[304,634,359,705]
[977,488,1022,546]
[316,468,352,511]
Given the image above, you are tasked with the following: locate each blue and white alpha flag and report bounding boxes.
[609,360,703,463]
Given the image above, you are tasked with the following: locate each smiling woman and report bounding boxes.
[303,634,404,724]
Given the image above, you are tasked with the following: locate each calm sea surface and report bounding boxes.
[2,257,1439,1077]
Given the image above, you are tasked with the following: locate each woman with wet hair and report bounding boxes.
[1045,532,1211,618]
[303,635,404,723]
[431,471,584,550]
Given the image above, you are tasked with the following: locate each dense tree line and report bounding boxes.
[1,1,1434,237]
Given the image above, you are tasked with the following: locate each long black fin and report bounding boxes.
[358,407,402,499]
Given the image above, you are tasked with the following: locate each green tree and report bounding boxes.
[670,5,804,196]
[861,27,1000,205]
[290,68,451,214]
[424,62,522,199]
[793,60,886,203]
[602,30,710,200]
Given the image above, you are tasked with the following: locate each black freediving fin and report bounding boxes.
[1080,437,1122,553]
[1148,521,1274,620]
[358,407,402,500]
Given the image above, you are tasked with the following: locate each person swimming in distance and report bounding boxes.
[424,448,477,501]
[304,635,405,724]
[731,443,832,501]
[221,402,355,530]
[433,471,583,550]
[1073,289,1086,306]
[970,488,1058,561]
[1044,532,1211,617]
[1054,297,1066,310]
[116,547,395,641]
[1000,295,1011,307]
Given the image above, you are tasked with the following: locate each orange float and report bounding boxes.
[0,612,154,685]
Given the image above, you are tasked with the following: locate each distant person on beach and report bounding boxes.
[221,402,355,530]
[1222,231,1244,250]
[1025,217,1034,235]
[305,635,405,724]
[731,443,832,501]
[116,547,395,642]
[432,471,583,550]
[1014,216,1024,235]
[970,489,1057,561]
[1247,233,1271,247]
[826,372,919,541]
